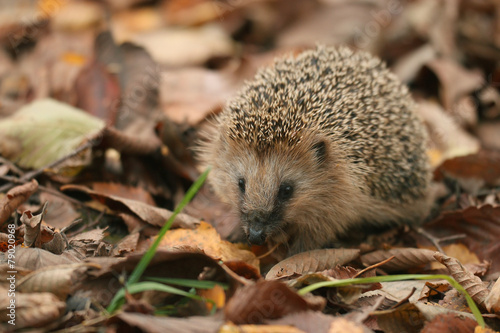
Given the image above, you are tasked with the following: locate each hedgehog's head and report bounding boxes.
[207,120,335,247]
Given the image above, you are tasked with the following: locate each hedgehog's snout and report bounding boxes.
[248,226,266,245]
[242,210,271,245]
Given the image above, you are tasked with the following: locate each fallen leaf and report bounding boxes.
[114,312,224,333]
[434,150,500,191]
[361,248,437,273]
[51,1,104,32]
[268,311,366,333]
[375,302,425,333]
[0,180,38,225]
[434,252,489,311]
[417,100,480,166]
[442,243,481,266]
[159,221,258,267]
[198,283,226,311]
[477,121,500,151]
[425,204,500,272]
[421,313,477,333]
[61,184,199,229]
[130,25,234,67]
[265,249,360,280]
[424,58,483,111]
[14,247,83,271]
[17,264,90,299]
[20,203,51,248]
[0,98,104,171]
[0,288,66,329]
[224,280,324,325]
[485,276,500,314]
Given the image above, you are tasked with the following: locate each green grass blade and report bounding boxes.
[112,281,216,314]
[146,277,229,290]
[297,274,485,328]
[106,167,211,313]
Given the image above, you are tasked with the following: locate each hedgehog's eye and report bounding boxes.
[238,178,246,193]
[278,183,294,201]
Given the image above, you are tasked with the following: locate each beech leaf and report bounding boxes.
[266,249,360,280]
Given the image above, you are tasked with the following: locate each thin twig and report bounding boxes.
[0,156,24,176]
[354,255,396,278]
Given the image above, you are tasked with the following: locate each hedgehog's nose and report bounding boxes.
[248,226,266,245]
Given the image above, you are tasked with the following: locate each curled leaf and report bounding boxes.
[266,249,360,280]
[434,252,489,311]
[361,248,437,272]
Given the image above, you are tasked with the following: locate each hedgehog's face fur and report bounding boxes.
[204,127,342,249]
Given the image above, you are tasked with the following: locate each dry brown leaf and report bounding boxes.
[265,249,360,280]
[267,311,367,333]
[484,276,500,314]
[424,58,484,112]
[224,280,324,325]
[20,203,48,248]
[0,288,66,329]
[361,248,437,272]
[69,228,107,244]
[115,312,224,333]
[61,184,199,229]
[14,247,82,271]
[434,151,500,191]
[130,25,234,67]
[42,232,66,255]
[425,204,500,272]
[17,263,90,299]
[159,221,258,268]
[0,180,38,225]
[421,313,478,333]
[441,243,481,267]
[375,302,425,333]
[434,252,489,311]
[111,231,140,256]
[221,323,306,333]
[160,67,238,126]
[51,1,104,32]
[417,100,480,166]
[477,121,500,151]
[39,192,80,230]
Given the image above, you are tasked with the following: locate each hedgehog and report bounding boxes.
[198,45,432,256]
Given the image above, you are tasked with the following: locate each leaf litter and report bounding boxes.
[0,0,500,332]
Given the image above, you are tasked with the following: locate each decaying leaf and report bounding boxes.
[485,276,500,314]
[375,302,425,333]
[14,247,82,271]
[361,248,437,272]
[20,202,49,248]
[61,184,199,229]
[434,150,500,193]
[426,204,500,272]
[268,311,367,333]
[265,249,360,280]
[421,313,478,333]
[0,98,104,171]
[114,312,224,333]
[159,221,258,268]
[224,280,325,325]
[417,100,480,166]
[17,263,90,299]
[0,288,66,329]
[0,180,38,225]
[434,252,489,311]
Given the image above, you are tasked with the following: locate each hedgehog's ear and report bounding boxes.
[312,139,328,165]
